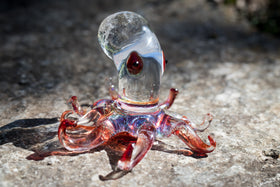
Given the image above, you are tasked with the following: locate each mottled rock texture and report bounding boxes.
[0,0,279,186]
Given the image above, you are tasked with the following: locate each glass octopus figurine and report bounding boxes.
[58,11,216,174]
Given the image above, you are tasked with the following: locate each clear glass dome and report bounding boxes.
[98,11,165,105]
[98,11,164,74]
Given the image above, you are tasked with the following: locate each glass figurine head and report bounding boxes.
[98,11,165,105]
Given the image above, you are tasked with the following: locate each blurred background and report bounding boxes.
[0,0,279,186]
[0,0,279,104]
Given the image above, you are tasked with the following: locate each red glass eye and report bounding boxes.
[126,51,143,75]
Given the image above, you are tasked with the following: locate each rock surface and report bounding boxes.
[0,0,279,186]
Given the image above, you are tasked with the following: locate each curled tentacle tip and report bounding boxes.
[68,96,77,103]
[171,88,179,94]
[192,153,208,158]
[117,161,132,172]
[208,134,216,148]
[60,110,74,122]
[110,85,116,90]
[206,113,213,122]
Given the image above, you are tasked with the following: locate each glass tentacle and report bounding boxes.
[172,122,216,154]
[117,121,155,171]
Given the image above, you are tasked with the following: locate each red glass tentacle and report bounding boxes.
[182,113,213,132]
[68,96,85,116]
[58,121,114,152]
[172,123,216,154]
[159,88,179,109]
[58,108,114,152]
[117,122,155,171]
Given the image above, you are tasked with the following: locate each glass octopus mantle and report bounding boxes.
[58,11,216,180]
[98,11,165,104]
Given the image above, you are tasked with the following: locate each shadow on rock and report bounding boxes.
[0,118,206,180]
[0,118,59,150]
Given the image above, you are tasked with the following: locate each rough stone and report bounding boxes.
[0,0,279,186]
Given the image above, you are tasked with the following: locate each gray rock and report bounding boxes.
[0,0,279,186]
